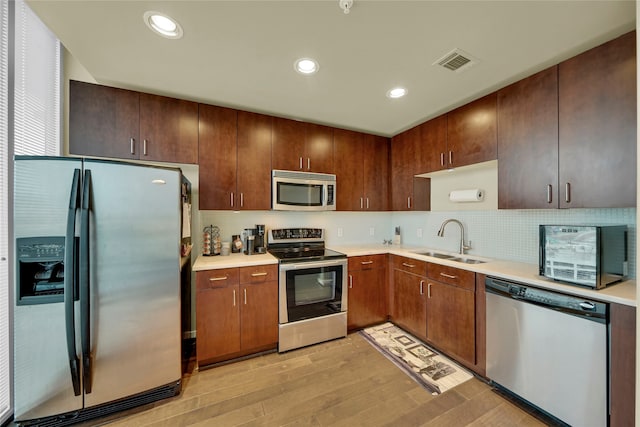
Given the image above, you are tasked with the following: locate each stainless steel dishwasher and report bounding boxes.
[485,276,608,427]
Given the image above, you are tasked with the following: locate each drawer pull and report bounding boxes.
[209,276,229,282]
[251,272,268,277]
[439,272,457,280]
[402,262,415,268]
[360,261,374,265]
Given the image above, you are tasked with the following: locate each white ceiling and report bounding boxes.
[27,0,636,137]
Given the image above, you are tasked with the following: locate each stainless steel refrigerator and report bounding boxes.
[13,156,186,426]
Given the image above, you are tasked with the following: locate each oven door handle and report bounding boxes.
[279,260,346,270]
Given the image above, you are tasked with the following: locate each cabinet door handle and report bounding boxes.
[307,158,311,170]
[440,152,444,167]
[240,193,244,208]
[547,184,553,204]
[251,272,268,277]
[130,138,135,155]
[419,280,425,295]
[366,198,369,209]
[440,272,457,280]
[230,192,234,207]
[143,139,148,156]
[299,157,303,170]
[232,289,236,307]
[244,288,247,305]
[427,283,432,299]
[360,197,364,209]
[349,274,353,289]
[565,182,571,203]
[209,276,228,282]
[360,261,373,265]
[402,262,415,268]
[448,151,453,166]
[407,197,411,209]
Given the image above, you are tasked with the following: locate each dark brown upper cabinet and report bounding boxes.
[497,66,559,209]
[272,117,333,174]
[69,80,140,160]
[445,93,497,170]
[334,130,389,211]
[138,93,198,164]
[69,80,198,164]
[558,30,636,208]
[198,105,238,210]
[198,106,272,210]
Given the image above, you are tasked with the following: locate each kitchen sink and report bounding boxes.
[413,250,488,264]
[415,251,456,259]
[451,257,486,264]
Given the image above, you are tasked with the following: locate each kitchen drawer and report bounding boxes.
[348,254,387,271]
[427,263,475,290]
[239,264,278,284]
[391,255,427,277]
[196,268,240,290]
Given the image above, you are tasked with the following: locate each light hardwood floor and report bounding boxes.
[64,333,551,427]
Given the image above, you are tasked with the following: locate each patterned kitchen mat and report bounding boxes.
[360,322,474,395]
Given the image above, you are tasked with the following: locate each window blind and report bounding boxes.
[1,0,61,423]
[13,0,60,156]
[0,0,10,423]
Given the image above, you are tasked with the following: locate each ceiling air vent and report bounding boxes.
[433,48,478,72]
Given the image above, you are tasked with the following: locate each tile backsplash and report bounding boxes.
[199,208,637,278]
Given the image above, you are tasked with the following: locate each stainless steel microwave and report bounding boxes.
[272,170,336,211]
[539,224,628,289]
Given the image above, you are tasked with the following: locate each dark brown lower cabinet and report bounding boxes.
[425,280,475,365]
[610,303,636,426]
[392,268,427,341]
[196,265,278,366]
[347,255,388,330]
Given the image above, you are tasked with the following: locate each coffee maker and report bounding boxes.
[254,224,266,254]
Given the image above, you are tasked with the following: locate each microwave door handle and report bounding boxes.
[324,184,329,208]
[65,168,81,396]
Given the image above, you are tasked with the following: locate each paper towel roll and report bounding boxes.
[449,189,484,202]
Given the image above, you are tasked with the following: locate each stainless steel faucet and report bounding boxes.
[437,219,471,254]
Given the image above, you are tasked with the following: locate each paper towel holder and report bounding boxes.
[449,189,484,203]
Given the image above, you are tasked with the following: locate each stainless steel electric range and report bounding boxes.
[267,228,347,352]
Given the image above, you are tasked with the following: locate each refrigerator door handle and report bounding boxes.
[80,169,93,394]
[65,168,81,396]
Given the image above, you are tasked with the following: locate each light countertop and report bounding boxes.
[192,244,636,307]
[333,244,636,307]
[192,252,278,271]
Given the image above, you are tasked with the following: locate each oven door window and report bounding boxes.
[277,181,323,207]
[285,265,343,322]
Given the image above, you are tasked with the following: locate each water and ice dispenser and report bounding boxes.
[16,236,70,305]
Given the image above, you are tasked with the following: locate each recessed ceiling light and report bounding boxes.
[143,11,183,39]
[387,87,407,99]
[294,58,319,75]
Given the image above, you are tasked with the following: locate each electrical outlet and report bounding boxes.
[417,228,423,238]
[337,227,343,237]
[369,227,375,236]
